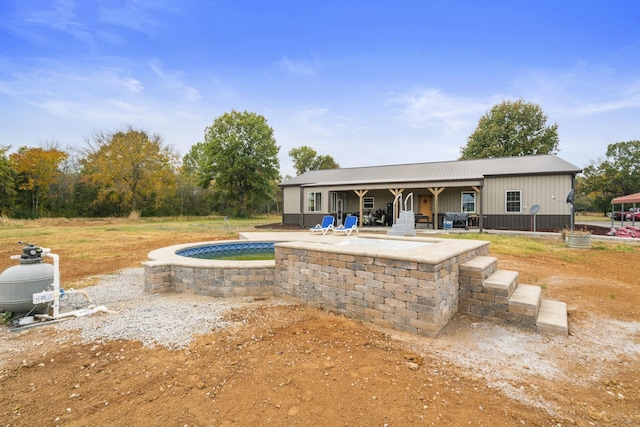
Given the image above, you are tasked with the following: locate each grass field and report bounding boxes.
[1,214,637,286]
[0,215,281,285]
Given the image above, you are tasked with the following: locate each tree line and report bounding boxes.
[0,110,339,219]
[1,103,637,219]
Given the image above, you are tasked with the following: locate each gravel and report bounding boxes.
[55,267,640,372]
[54,268,287,350]
[8,266,640,420]
[401,311,640,417]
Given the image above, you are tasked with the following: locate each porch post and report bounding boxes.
[388,188,405,223]
[472,185,483,232]
[354,190,368,227]
[428,187,445,229]
[299,187,305,228]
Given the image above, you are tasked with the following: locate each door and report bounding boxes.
[419,195,433,222]
[336,198,344,226]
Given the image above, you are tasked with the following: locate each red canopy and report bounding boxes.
[611,192,640,204]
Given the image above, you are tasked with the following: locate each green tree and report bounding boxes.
[200,110,280,217]
[10,145,68,217]
[573,176,595,214]
[80,126,178,215]
[582,140,640,213]
[183,142,211,187]
[0,146,17,215]
[460,99,559,160]
[43,147,85,218]
[288,145,339,175]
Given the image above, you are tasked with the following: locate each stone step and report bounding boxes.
[508,284,542,318]
[483,270,518,297]
[459,256,498,280]
[536,299,568,335]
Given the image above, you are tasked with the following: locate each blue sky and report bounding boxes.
[1,1,639,177]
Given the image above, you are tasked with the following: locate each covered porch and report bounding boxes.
[289,181,485,231]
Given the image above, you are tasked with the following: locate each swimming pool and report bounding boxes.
[144,234,490,336]
[176,242,276,260]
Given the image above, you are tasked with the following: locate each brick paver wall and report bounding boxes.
[273,244,488,337]
[144,262,275,298]
[143,240,490,337]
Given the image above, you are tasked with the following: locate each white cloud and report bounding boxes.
[0,55,210,155]
[510,63,640,118]
[0,0,95,46]
[149,61,201,102]
[0,0,181,48]
[277,56,319,77]
[74,70,145,94]
[287,106,332,137]
[387,87,493,136]
[0,63,144,107]
[98,1,163,35]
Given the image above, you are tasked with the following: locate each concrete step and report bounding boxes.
[508,284,542,318]
[483,270,518,298]
[459,256,497,280]
[386,224,417,236]
[536,299,568,335]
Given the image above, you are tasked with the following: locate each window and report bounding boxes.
[307,192,322,212]
[461,192,475,213]
[363,197,374,210]
[505,190,522,213]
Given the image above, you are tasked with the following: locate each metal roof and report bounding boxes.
[281,154,582,187]
[611,192,640,204]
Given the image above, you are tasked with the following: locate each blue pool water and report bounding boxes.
[176,242,276,260]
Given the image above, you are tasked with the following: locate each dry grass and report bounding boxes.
[0,215,280,285]
[0,215,17,226]
[2,215,637,287]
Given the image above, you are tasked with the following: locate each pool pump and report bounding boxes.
[0,242,115,328]
[18,242,45,263]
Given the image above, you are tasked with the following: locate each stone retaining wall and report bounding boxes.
[143,236,490,337]
[273,242,488,337]
[144,261,275,298]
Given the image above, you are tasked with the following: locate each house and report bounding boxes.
[280,154,582,231]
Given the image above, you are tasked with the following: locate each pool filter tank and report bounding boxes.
[0,243,54,314]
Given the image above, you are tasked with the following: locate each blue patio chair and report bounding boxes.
[310,215,335,235]
[333,215,359,236]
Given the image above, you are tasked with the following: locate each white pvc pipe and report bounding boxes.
[42,248,61,318]
[51,305,118,319]
[35,249,116,321]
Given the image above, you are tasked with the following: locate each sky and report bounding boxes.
[1,1,639,178]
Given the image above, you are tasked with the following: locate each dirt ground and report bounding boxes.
[1,225,639,426]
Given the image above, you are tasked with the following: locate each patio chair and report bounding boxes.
[310,215,335,235]
[333,215,359,236]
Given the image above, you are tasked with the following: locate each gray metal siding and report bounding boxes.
[282,213,303,228]
[483,214,571,231]
[483,175,572,216]
[283,187,301,214]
